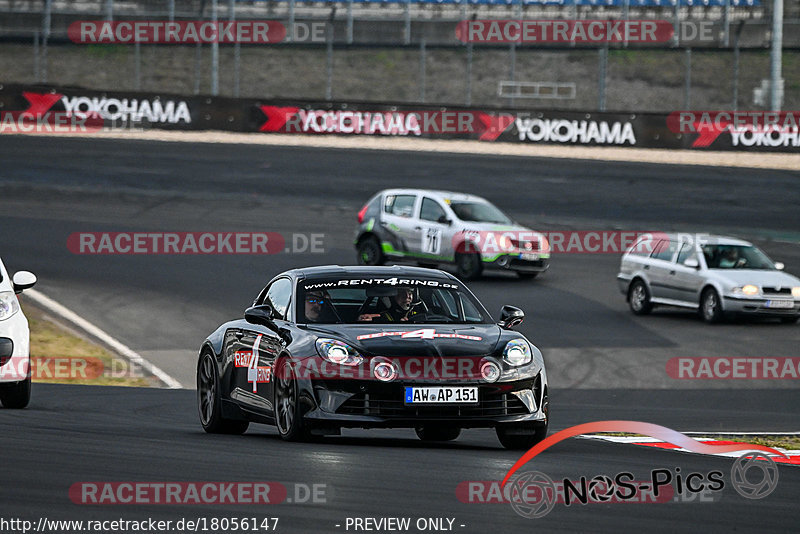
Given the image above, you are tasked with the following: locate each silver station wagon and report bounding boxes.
[617,233,800,324]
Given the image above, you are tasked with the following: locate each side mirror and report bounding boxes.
[683,258,699,269]
[498,305,524,330]
[12,271,37,294]
[775,262,785,271]
[244,304,276,328]
[437,215,452,226]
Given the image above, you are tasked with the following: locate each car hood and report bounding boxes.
[304,324,502,357]
[460,222,538,235]
[711,269,800,288]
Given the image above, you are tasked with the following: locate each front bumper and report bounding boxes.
[723,295,799,317]
[304,376,547,429]
[485,254,550,274]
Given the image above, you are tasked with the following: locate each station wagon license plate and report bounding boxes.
[766,300,794,309]
[404,386,478,404]
[519,253,539,261]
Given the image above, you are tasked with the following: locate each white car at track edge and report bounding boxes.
[0,256,37,408]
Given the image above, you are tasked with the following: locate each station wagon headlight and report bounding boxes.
[741,285,759,296]
[315,339,364,366]
[0,292,20,321]
[503,339,532,366]
[732,285,759,296]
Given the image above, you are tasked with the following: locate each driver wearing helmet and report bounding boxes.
[358,288,423,322]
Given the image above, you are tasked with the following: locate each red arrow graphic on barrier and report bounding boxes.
[259,106,300,132]
[475,112,515,141]
[21,92,64,115]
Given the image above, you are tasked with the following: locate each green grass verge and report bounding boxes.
[23,302,158,387]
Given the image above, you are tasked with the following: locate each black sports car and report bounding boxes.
[197,265,549,449]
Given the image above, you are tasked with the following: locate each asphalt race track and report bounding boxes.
[1,136,799,532]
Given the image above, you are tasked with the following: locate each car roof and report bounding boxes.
[284,265,459,282]
[654,233,753,246]
[378,189,490,204]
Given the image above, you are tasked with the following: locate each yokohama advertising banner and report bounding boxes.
[2,83,796,151]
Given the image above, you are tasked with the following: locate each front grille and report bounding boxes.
[509,258,544,268]
[337,388,530,418]
[762,287,792,296]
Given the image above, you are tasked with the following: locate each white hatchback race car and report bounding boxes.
[0,256,37,408]
[354,189,550,280]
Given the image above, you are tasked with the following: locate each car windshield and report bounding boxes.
[449,201,511,224]
[298,278,492,324]
[702,244,776,270]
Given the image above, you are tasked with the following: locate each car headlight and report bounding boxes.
[732,285,759,296]
[0,292,20,321]
[538,235,550,254]
[315,338,364,366]
[793,287,800,298]
[503,339,532,366]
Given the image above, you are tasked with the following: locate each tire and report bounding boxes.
[357,236,385,266]
[780,316,799,324]
[628,279,653,315]
[0,373,31,409]
[516,272,539,280]
[455,252,483,280]
[274,357,310,441]
[415,426,461,442]
[197,351,249,434]
[700,287,724,324]
[496,393,549,449]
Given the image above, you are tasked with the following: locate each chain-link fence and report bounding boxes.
[1,0,797,111]
[2,41,796,111]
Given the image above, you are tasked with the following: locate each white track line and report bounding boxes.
[24,289,183,389]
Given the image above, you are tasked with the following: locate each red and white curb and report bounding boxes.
[580,434,800,466]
